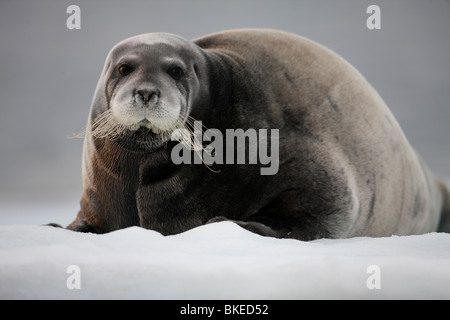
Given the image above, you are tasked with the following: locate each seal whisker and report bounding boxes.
[69,127,87,139]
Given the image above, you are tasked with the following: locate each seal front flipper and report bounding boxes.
[66,216,96,233]
[207,216,279,238]
[43,223,63,228]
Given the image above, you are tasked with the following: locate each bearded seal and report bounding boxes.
[63,29,450,240]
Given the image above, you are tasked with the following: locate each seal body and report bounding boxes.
[66,29,450,240]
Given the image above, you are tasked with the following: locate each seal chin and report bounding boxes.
[113,126,168,152]
[114,117,181,152]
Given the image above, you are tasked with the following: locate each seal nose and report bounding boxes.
[136,89,159,104]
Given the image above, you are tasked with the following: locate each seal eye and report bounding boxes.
[118,64,133,76]
[169,66,184,80]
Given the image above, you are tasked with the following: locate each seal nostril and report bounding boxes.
[136,89,159,104]
[137,90,150,103]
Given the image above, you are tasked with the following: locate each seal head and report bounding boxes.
[89,33,209,152]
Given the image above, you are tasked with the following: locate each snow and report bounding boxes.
[1,217,450,300]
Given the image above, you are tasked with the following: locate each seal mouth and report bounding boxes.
[89,109,191,152]
[88,110,168,151]
[131,119,172,138]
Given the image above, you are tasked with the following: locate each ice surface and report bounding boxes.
[1,221,449,300]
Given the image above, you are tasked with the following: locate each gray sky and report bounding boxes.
[0,0,449,207]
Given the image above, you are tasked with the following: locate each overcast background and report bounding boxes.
[0,0,449,225]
